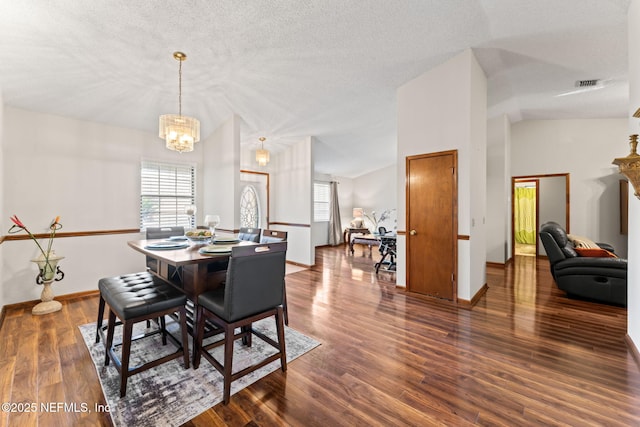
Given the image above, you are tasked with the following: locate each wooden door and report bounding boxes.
[406,151,457,299]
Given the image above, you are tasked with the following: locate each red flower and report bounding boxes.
[10,215,25,229]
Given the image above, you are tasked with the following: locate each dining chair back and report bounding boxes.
[259,229,289,324]
[238,227,261,242]
[259,229,288,243]
[194,241,288,404]
[145,226,185,281]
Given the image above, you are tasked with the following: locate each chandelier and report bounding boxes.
[159,52,200,153]
[256,137,270,166]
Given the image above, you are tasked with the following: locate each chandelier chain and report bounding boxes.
[178,58,182,116]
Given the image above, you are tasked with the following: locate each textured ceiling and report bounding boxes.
[0,1,631,178]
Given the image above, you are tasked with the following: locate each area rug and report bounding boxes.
[79,318,320,427]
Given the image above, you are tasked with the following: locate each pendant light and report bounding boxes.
[159,52,200,153]
[256,137,270,166]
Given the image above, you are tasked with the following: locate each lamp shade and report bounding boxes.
[159,114,200,153]
[353,208,364,218]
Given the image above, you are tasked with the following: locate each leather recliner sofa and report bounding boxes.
[538,221,627,306]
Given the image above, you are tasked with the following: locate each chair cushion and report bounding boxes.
[99,272,186,320]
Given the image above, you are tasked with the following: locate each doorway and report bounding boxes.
[513,180,539,256]
[406,150,457,300]
[511,173,570,260]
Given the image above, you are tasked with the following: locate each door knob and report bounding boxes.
[410,229,417,235]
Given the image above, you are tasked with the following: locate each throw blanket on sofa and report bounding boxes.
[567,234,600,249]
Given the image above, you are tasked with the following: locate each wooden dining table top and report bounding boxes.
[127,238,258,266]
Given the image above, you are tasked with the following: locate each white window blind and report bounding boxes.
[314,182,330,222]
[140,161,195,230]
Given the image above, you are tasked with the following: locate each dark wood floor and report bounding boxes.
[1,246,639,426]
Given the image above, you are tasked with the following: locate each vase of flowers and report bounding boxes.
[8,215,65,315]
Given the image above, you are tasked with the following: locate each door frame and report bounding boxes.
[406,149,458,300]
[510,173,570,261]
[512,179,540,256]
[240,169,270,227]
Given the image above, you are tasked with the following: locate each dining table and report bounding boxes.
[127,236,259,361]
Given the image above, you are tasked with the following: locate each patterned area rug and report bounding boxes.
[79,318,320,427]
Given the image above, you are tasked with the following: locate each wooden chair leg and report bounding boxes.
[119,321,134,397]
[96,294,105,343]
[160,315,167,345]
[283,282,289,326]
[276,306,287,372]
[104,310,116,366]
[223,323,235,405]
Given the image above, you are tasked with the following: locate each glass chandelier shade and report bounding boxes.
[159,52,200,153]
[159,114,200,153]
[256,137,270,166]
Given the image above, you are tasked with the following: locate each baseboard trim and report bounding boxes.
[486,262,505,269]
[625,334,640,370]
[1,290,100,316]
[287,260,313,268]
[458,283,489,309]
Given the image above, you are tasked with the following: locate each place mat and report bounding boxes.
[144,241,190,250]
[168,236,188,241]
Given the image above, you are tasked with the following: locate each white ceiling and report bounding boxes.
[0,1,631,178]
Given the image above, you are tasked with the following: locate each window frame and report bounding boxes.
[313,181,331,222]
[140,160,196,230]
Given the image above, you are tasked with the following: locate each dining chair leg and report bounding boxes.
[223,323,235,405]
[104,310,116,366]
[282,282,289,326]
[276,306,287,372]
[160,315,167,345]
[119,321,134,398]
[96,295,106,343]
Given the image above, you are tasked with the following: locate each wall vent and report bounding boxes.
[575,79,601,88]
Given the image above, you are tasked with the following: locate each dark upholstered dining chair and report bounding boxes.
[193,241,288,404]
[259,230,289,324]
[259,229,288,243]
[238,227,261,243]
[145,226,184,282]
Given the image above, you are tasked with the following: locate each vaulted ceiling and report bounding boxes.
[0,1,631,177]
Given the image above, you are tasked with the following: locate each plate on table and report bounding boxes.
[144,241,190,250]
[213,237,240,244]
[167,235,188,241]
[199,245,232,255]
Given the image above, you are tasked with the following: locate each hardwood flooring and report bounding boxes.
[1,247,639,426]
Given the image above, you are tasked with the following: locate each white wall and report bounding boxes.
[627,0,640,348]
[272,137,314,266]
[397,49,487,301]
[202,114,240,231]
[511,119,628,258]
[537,176,567,255]
[486,115,511,263]
[1,107,202,304]
[353,164,398,232]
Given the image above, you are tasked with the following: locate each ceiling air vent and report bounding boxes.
[575,79,601,88]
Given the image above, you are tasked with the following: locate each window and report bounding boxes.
[140,161,195,230]
[240,185,261,228]
[314,182,330,222]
